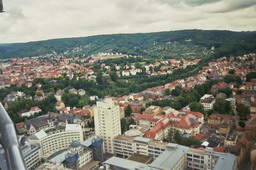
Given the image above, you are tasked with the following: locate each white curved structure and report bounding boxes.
[29,124,83,158]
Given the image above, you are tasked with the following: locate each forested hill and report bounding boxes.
[0,30,255,59]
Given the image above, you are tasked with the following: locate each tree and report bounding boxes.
[121,117,136,134]
[164,89,170,95]
[174,130,182,143]
[160,111,166,115]
[190,89,201,101]
[121,118,127,134]
[135,63,142,69]
[173,130,199,147]
[218,87,232,98]
[149,66,154,73]
[224,75,242,85]
[79,96,89,106]
[194,84,205,96]
[96,72,103,85]
[125,104,132,117]
[228,69,235,74]
[246,72,256,82]
[38,95,57,113]
[213,99,232,114]
[110,65,117,72]
[62,93,81,107]
[109,71,117,82]
[33,78,46,85]
[237,103,250,120]
[87,117,95,128]
[140,107,145,113]
[189,102,204,113]
[176,96,189,108]
[239,121,246,128]
[236,90,243,95]
[164,128,175,142]
[127,118,136,125]
[171,86,182,96]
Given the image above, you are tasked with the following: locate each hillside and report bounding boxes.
[0,30,256,59]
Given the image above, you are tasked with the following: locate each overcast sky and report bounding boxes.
[0,0,256,43]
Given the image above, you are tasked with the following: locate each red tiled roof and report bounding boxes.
[143,110,203,139]
[144,130,156,138]
[208,114,235,121]
[179,110,203,118]
[16,122,24,129]
[212,81,228,89]
[36,90,44,93]
[246,82,256,87]
[31,106,41,111]
[68,108,90,118]
[56,101,65,106]
[194,134,209,140]
[251,101,256,107]
[133,113,164,122]
[213,147,225,152]
[250,114,256,121]
[176,117,191,129]
[239,138,248,147]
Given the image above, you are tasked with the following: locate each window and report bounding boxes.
[194,155,200,158]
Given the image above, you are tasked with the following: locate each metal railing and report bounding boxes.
[0,103,27,170]
[0,0,4,12]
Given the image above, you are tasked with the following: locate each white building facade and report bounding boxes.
[94,98,121,153]
[28,124,84,158]
[113,135,167,159]
[106,137,237,170]
[200,94,216,111]
[22,145,41,170]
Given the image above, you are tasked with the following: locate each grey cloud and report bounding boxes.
[184,0,222,6]
[157,0,222,7]
[207,0,256,13]
[0,0,255,43]
[159,0,256,12]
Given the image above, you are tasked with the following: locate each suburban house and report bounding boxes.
[200,94,215,111]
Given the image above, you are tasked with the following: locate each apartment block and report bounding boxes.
[94,98,121,154]
[21,145,41,170]
[200,94,215,111]
[187,148,237,170]
[114,135,170,159]
[108,135,237,170]
[28,124,84,159]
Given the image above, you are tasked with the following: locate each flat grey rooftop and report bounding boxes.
[104,156,146,169]
[150,144,188,169]
[213,152,236,170]
[104,156,160,170]
[49,150,68,164]
[134,136,151,143]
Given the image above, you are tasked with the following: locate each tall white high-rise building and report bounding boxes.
[94,98,121,153]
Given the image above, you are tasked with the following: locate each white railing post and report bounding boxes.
[0,103,27,170]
